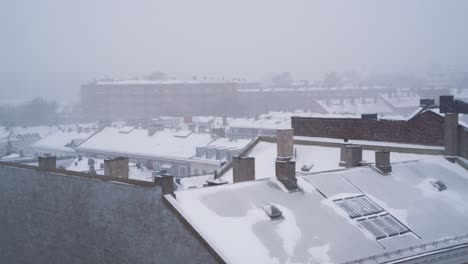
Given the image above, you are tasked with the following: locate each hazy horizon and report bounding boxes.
[2,0,468,102]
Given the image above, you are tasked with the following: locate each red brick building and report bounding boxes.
[292,110,446,146]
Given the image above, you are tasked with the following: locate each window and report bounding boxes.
[194,169,199,175]
[179,166,187,177]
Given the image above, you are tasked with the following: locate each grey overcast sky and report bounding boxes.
[1,0,468,102]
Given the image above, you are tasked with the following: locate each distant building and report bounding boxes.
[81,79,259,120]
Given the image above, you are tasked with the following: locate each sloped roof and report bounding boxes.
[173,157,468,263]
[317,97,393,115]
[32,130,95,152]
[77,127,214,160]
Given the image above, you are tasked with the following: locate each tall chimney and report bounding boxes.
[275,158,297,191]
[232,156,255,183]
[375,151,392,174]
[38,156,56,170]
[445,113,459,156]
[339,144,363,168]
[277,129,294,158]
[104,157,129,178]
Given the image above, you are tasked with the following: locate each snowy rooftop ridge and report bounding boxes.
[32,130,96,153]
[77,127,214,160]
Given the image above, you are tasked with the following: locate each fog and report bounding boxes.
[2,0,468,101]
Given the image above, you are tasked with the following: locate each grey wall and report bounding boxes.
[0,165,216,264]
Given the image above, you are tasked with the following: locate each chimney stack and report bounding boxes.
[148,124,163,136]
[339,144,363,168]
[232,156,255,183]
[444,113,459,156]
[419,99,435,108]
[375,151,392,174]
[275,158,297,191]
[277,129,294,158]
[38,156,56,170]
[184,116,193,124]
[160,174,175,197]
[98,120,112,129]
[104,157,129,178]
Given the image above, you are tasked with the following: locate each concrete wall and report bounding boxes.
[0,164,216,264]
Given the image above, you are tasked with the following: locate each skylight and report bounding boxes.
[334,195,412,240]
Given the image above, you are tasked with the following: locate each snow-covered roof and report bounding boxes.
[32,130,96,152]
[228,118,290,130]
[192,116,215,123]
[206,138,252,149]
[219,140,437,183]
[173,157,468,264]
[379,92,421,108]
[317,97,393,115]
[10,126,58,140]
[77,127,214,160]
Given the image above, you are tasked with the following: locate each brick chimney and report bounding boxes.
[375,151,392,174]
[444,113,459,156]
[104,157,129,178]
[339,144,363,168]
[38,156,56,170]
[275,158,297,191]
[160,174,175,197]
[277,129,294,158]
[232,156,255,183]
